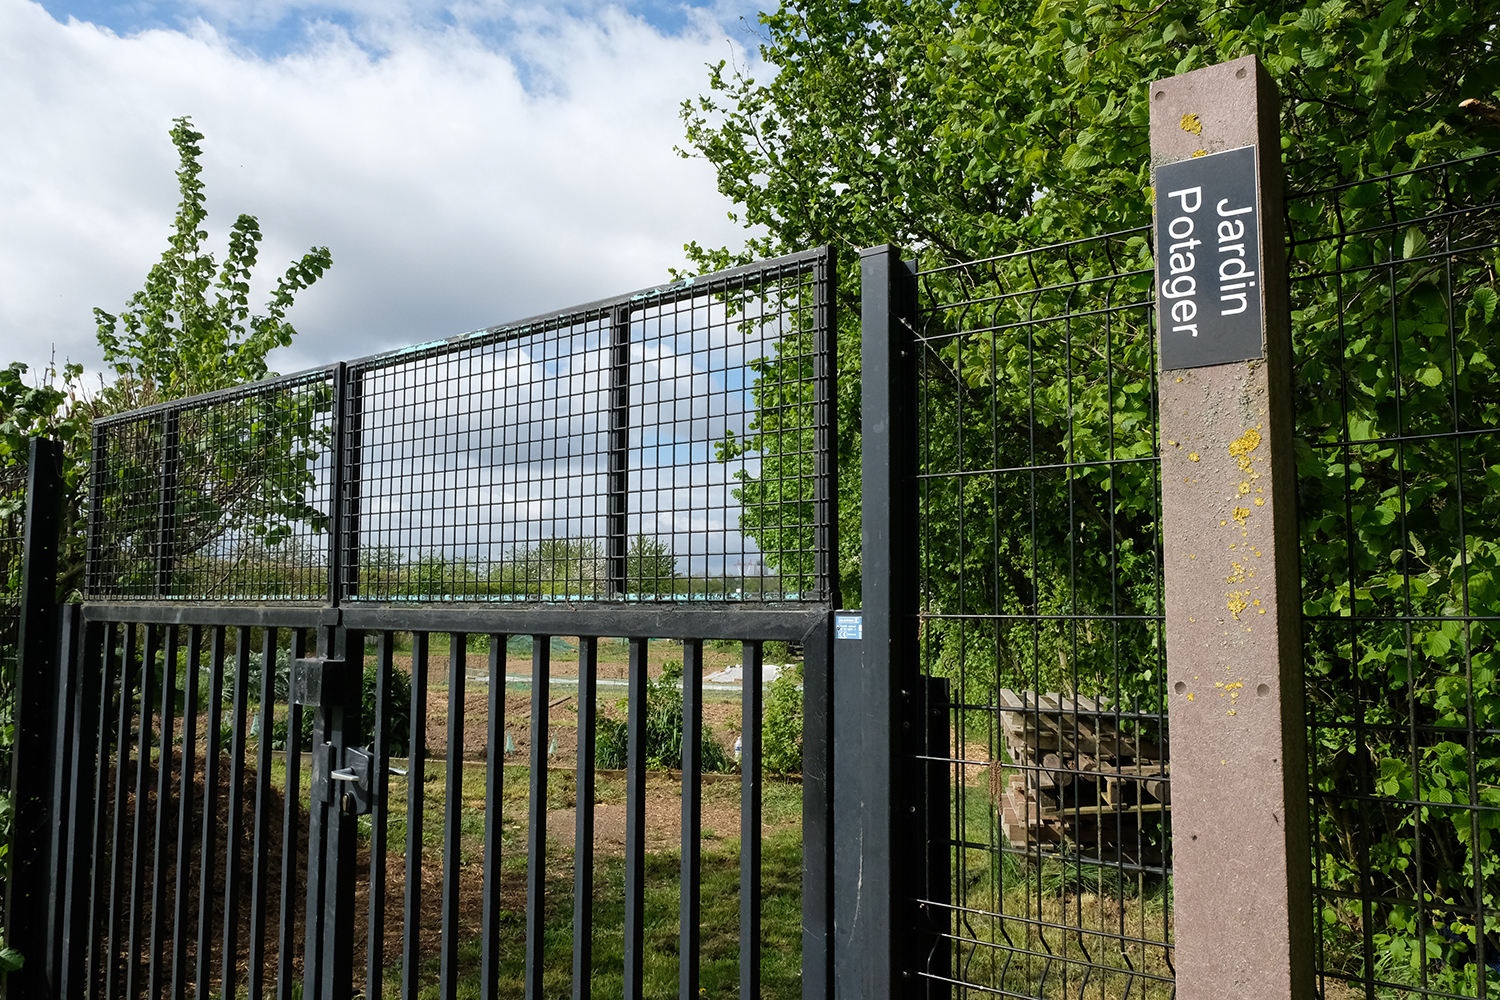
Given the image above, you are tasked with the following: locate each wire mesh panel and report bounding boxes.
[1289,149,1500,999]
[912,229,1174,998]
[346,248,835,605]
[87,370,336,601]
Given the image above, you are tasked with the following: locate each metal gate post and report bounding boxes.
[1150,55,1313,999]
[6,436,64,997]
[299,624,365,1000]
[837,245,940,999]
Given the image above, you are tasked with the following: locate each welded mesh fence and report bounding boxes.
[87,370,336,602]
[912,229,1174,998]
[1289,149,1500,1000]
[86,249,836,606]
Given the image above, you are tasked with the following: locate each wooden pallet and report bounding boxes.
[992,689,1169,861]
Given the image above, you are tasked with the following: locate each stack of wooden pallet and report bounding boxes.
[991,689,1169,863]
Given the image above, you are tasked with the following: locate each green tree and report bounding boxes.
[682,0,1500,600]
[0,116,333,599]
[681,0,1500,986]
[625,532,678,595]
[94,117,331,409]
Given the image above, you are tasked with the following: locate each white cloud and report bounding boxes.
[0,0,763,384]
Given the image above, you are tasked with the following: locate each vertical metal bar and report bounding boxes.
[196,625,227,997]
[125,623,160,1000]
[524,635,551,997]
[85,621,119,999]
[328,361,348,608]
[572,637,598,1000]
[440,632,466,994]
[105,622,139,1000]
[248,627,279,1000]
[279,628,308,1000]
[365,630,392,1000]
[622,637,648,999]
[480,634,507,1000]
[918,676,951,995]
[5,436,63,999]
[222,625,253,999]
[844,245,920,997]
[302,631,331,1000]
[1150,55,1313,999]
[402,632,429,1000]
[321,625,363,1000]
[606,306,632,598]
[44,604,82,994]
[341,365,363,603]
[813,247,841,606]
[739,640,763,1000]
[85,423,107,597]
[171,625,203,999]
[680,638,703,999]
[155,408,179,596]
[147,624,179,998]
[62,616,104,999]
[801,616,836,1000]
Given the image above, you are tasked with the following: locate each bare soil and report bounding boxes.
[94,738,791,992]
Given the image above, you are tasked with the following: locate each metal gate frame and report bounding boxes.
[7,247,842,1000]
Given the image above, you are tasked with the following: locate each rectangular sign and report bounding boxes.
[835,614,862,640]
[1155,144,1264,370]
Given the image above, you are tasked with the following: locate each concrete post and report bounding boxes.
[1150,55,1314,999]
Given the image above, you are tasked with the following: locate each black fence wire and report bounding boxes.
[86,249,837,607]
[912,229,1174,998]
[1289,148,1500,1000]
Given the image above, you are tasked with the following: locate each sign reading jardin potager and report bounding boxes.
[1155,144,1264,370]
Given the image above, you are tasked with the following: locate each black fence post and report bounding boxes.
[813,247,840,607]
[58,613,102,998]
[607,305,631,599]
[802,611,836,999]
[154,409,179,596]
[6,436,64,996]
[836,246,926,998]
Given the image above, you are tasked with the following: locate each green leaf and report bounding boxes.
[1471,286,1498,324]
[1403,226,1429,260]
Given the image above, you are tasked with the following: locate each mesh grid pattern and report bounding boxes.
[0,462,22,655]
[913,229,1174,998]
[86,249,835,605]
[88,371,335,601]
[1289,149,1500,1000]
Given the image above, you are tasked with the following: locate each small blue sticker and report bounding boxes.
[836,615,862,640]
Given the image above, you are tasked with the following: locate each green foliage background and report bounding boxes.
[680,0,1500,989]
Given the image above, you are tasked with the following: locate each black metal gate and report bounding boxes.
[14,247,840,999]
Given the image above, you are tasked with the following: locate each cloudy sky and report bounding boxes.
[0,0,770,386]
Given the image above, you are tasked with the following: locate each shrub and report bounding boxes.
[762,661,803,775]
[596,660,734,773]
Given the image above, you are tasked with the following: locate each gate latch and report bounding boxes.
[311,744,377,816]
